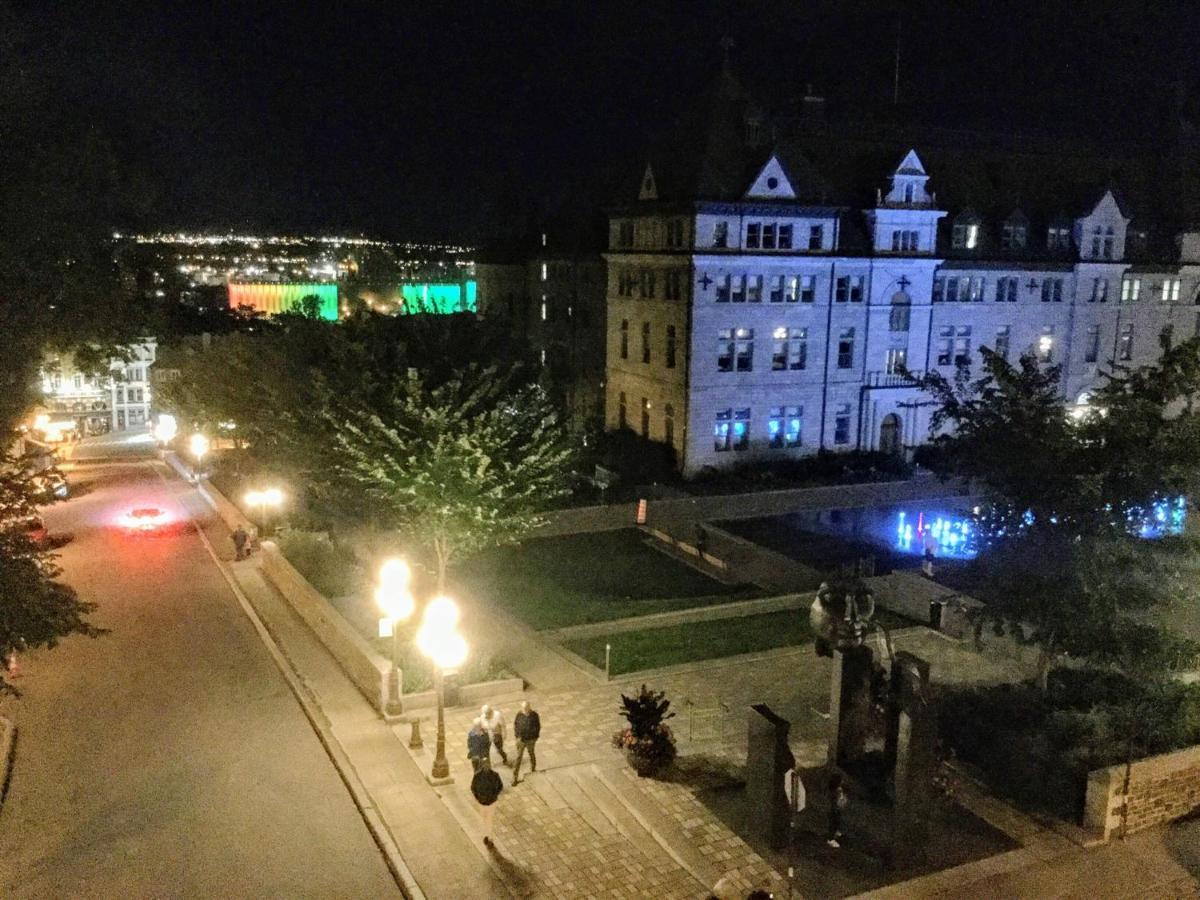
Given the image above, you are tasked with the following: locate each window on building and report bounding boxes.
[641,397,651,438]
[769,275,785,303]
[1001,224,1027,249]
[1038,326,1054,363]
[540,262,548,281]
[1162,324,1175,351]
[1084,325,1100,363]
[891,230,919,252]
[762,223,777,250]
[716,274,731,302]
[747,275,763,303]
[540,297,547,320]
[1092,225,1116,260]
[954,325,973,366]
[618,392,627,428]
[786,406,803,447]
[799,275,815,302]
[665,325,676,369]
[714,409,732,452]
[995,277,1018,302]
[1090,278,1109,303]
[779,224,793,249]
[641,322,651,363]
[836,275,864,302]
[952,223,979,249]
[885,348,907,374]
[936,325,954,366]
[733,408,751,450]
[664,270,682,300]
[994,326,1011,361]
[837,327,855,369]
[1168,278,1182,302]
[746,223,761,249]
[1047,226,1070,251]
[808,225,824,250]
[620,319,629,359]
[618,221,634,248]
[1040,278,1064,303]
[1121,277,1141,302]
[771,326,807,370]
[640,269,656,299]
[903,183,915,203]
[834,404,852,445]
[73,373,82,389]
[731,275,746,303]
[1118,323,1134,361]
[932,277,945,302]
[889,293,911,331]
[666,219,685,248]
[713,221,728,248]
[717,328,734,372]
[967,276,983,301]
[735,328,754,371]
[664,404,675,446]
[768,407,785,449]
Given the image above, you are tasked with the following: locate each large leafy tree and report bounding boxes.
[918,345,1200,691]
[328,368,576,588]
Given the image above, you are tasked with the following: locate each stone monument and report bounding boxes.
[745,703,794,848]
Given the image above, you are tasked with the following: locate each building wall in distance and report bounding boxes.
[227,282,339,320]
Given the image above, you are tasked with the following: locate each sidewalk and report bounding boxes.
[181,488,512,900]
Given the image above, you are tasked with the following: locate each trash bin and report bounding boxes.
[929,600,945,630]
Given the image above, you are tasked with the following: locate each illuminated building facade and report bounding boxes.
[227,282,339,320]
[398,280,477,314]
[39,340,157,435]
[606,66,1200,475]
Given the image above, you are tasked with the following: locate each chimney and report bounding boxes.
[799,83,826,127]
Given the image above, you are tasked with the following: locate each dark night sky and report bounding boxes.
[21,1,1200,240]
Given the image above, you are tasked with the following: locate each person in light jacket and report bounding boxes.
[480,704,509,766]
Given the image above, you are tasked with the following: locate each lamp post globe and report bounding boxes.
[417,596,466,781]
[376,558,414,717]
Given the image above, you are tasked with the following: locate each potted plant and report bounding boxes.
[612,684,677,777]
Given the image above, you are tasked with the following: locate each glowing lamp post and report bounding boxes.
[375,558,416,717]
[189,433,210,480]
[244,487,284,536]
[417,595,467,781]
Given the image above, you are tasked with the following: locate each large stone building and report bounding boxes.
[606,67,1200,476]
[39,340,157,435]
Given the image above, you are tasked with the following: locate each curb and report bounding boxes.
[0,715,15,813]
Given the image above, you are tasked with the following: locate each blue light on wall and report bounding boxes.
[895,510,978,559]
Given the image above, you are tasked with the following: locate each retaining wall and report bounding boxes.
[1084,743,1200,840]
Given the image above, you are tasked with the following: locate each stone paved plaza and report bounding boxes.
[401,627,1031,899]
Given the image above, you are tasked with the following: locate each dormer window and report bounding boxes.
[903,183,915,203]
[1047,225,1071,251]
[1090,225,1115,260]
[1001,223,1027,249]
[952,223,979,250]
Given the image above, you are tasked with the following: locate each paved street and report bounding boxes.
[0,458,399,898]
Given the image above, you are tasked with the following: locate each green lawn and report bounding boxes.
[451,529,762,630]
[564,607,920,676]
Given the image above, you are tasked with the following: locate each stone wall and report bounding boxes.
[1084,743,1200,840]
[259,541,391,715]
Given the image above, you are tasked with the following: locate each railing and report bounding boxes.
[865,370,924,388]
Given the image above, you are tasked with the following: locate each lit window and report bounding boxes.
[540,262,548,281]
[732,408,751,451]
[768,407,785,449]
[833,404,852,445]
[1121,277,1141,302]
[1119,324,1134,361]
[714,409,732,452]
[994,326,1010,361]
[713,222,728,248]
[885,348,907,374]
[1038,327,1054,363]
[1084,325,1100,363]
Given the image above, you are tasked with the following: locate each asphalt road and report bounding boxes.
[0,458,400,898]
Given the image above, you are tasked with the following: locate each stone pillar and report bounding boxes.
[746,703,793,848]
[887,651,935,868]
[828,644,875,770]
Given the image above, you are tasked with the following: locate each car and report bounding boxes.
[31,471,69,502]
[123,507,167,531]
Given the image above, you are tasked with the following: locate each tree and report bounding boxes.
[917,347,1198,692]
[328,367,576,588]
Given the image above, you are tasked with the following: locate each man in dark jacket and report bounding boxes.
[467,720,491,772]
[512,700,541,785]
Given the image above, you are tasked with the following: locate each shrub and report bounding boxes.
[276,529,362,598]
[613,684,677,776]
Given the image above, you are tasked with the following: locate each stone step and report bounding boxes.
[590,760,725,888]
[542,769,617,836]
[567,767,661,849]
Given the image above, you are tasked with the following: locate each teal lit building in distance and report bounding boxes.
[398,280,477,314]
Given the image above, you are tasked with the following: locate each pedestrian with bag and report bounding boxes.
[467,719,491,772]
[512,700,541,785]
[471,763,503,848]
[480,703,509,766]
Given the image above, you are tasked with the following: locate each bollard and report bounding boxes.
[409,718,424,750]
[605,643,611,682]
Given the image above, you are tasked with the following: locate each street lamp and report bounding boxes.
[416,595,467,781]
[244,487,284,536]
[375,558,416,717]
[189,433,210,480]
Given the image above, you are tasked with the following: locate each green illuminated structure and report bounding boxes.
[227,282,339,320]
[398,281,477,314]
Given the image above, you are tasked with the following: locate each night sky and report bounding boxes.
[21,1,1200,240]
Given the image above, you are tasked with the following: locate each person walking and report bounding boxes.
[512,700,541,785]
[231,525,248,561]
[467,720,491,772]
[480,703,509,766]
[470,763,503,848]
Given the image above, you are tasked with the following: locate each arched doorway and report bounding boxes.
[879,413,902,456]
